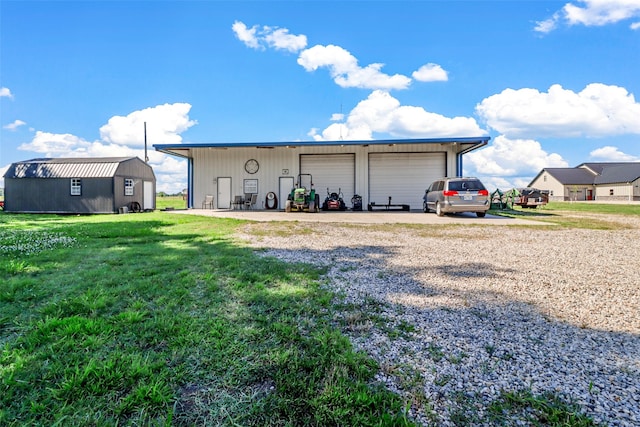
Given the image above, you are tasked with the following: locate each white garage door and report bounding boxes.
[301,154,355,203]
[369,153,446,209]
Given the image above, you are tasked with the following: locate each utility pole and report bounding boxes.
[144,122,149,163]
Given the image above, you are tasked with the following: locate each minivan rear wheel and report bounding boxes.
[476,211,486,218]
[435,202,444,217]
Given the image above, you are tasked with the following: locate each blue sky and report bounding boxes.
[2,0,639,193]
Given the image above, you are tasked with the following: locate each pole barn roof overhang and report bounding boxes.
[153,137,490,158]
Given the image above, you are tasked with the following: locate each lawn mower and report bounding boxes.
[285,174,320,213]
[322,188,346,211]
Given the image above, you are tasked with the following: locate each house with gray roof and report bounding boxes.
[528,162,640,202]
[3,157,156,213]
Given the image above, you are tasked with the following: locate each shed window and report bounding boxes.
[125,179,134,196]
[609,189,614,196]
[70,178,82,196]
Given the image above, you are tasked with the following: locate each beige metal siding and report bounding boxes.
[189,144,459,208]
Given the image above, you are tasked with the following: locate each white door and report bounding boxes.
[279,176,294,210]
[143,181,154,210]
[369,153,446,209]
[217,177,231,209]
[300,154,355,204]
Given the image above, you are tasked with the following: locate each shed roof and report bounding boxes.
[154,137,490,158]
[4,157,137,179]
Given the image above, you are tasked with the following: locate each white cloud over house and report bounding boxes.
[589,145,640,161]
[309,90,486,141]
[464,136,569,191]
[475,83,640,139]
[15,103,195,194]
[232,22,480,141]
[99,103,197,146]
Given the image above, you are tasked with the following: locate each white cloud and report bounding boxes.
[3,119,26,131]
[534,13,562,33]
[235,21,459,91]
[310,90,485,141]
[19,131,92,155]
[298,45,412,90]
[589,145,640,160]
[232,21,307,52]
[264,26,308,52]
[476,83,640,138]
[99,103,197,146]
[1,87,14,99]
[14,103,194,194]
[631,21,640,28]
[536,0,640,32]
[232,21,260,49]
[0,164,9,187]
[564,0,640,26]
[464,135,569,190]
[412,63,448,82]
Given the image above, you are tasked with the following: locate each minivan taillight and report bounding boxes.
[478,189,489,196]
[443,190,458,197]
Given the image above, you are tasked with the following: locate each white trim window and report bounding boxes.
[70,178,82,196]
[125,179,134,196]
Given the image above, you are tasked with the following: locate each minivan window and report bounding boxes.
[448,180,484,191]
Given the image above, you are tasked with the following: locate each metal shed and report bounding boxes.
[3,157,156,213]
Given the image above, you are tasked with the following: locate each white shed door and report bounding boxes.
[143,181,154,210]
[369,153,446,209]
[301,154,355,203]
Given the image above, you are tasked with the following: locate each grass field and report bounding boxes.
[155,195,187,211]
[0,211,414,426]
[490,201,640,229]
[0,206,614,425]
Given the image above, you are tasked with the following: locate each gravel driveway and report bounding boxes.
[237,215,640,426]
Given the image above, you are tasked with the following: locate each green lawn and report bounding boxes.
[0,212,412,426]
[490,201,640,229]
[155,195,187,210]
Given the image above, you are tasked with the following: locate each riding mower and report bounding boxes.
[322,188,346,211]
[285,174,320,213]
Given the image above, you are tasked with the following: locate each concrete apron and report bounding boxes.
[166,208,548,226]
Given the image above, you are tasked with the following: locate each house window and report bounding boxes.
[543,175,547,182]
[70,178,82,196]
[550,190,554,196]
[125,179,134,196]
[609,189,614,196]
